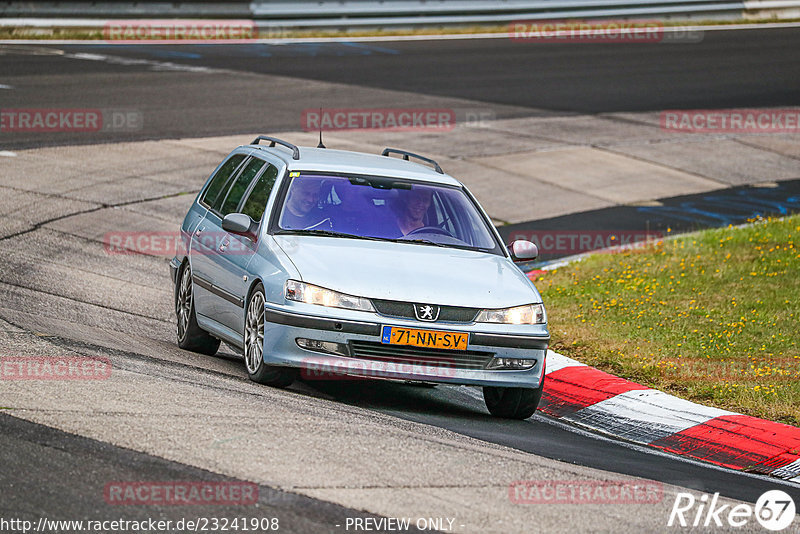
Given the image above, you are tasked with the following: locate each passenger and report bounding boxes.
[281,177,328,230]
[393,187,433,236]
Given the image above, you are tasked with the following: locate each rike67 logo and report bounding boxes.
[669,490,796,531]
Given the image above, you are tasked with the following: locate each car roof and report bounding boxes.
[245,144,462,186]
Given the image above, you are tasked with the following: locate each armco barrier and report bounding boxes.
[2,0,800,28]
[250,0,747,26]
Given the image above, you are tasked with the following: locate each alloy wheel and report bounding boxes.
[245,291,265,374]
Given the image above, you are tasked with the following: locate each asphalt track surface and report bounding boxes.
[2,27,800,530]
[62,27,800,112]
[1,26,800,148]
[306,379,800,504]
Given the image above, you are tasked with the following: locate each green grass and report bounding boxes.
[537,215,800,426]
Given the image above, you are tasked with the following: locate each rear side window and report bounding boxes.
[201,154,246,208]
[241,164,279,223]
[217,158,267,216]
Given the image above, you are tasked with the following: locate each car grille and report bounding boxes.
[371,299,479,323]
[348,341,493,370]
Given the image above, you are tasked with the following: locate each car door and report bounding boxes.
[195,156,280,338]
[214,159,281,335]
[190,153,248,321]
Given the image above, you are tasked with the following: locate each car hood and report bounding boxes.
[273,235,541,309]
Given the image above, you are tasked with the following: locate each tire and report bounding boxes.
[483,375,545,420]
[244,283,296,388]
[176,262,220,356]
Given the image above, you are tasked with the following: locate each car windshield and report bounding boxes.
[276,173,500,252]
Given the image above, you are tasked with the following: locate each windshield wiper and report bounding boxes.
[393,238,449,248]
[276,229,386,242]
[392,238,494,252]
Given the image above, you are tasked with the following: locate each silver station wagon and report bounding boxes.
[171,136,549,419]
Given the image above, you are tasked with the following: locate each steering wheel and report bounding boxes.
[406,225,454,237]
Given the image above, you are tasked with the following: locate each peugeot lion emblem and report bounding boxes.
[414,303,440,322]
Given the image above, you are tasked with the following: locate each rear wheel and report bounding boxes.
[483,375,545,420]
[176,263,220,355]
[244,284,296,388]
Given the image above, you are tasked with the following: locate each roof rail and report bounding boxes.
[251,135,300,160]
[381,148,443,174]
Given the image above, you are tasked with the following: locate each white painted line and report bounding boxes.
[63,51,218,73]
[0,151,17,157]
[68,52,107,61]
[545,350,586,374]
[0,84,13,90]
[564,389,736,443]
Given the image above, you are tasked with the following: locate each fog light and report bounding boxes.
[296,338,350,356]
[486,357,536,370]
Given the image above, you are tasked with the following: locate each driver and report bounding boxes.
[394,187,433,236]
[281,177,327,230]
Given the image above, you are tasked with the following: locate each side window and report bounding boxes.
[432,193,458,238]
[201,154,246,208]
[241,164,279,223]
[217,158,266,216]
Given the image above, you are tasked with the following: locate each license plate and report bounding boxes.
[381,326,469,351]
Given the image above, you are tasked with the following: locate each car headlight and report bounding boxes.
[285,280,375,312]
[476,303,546,325]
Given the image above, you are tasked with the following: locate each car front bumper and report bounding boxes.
[262,304,549,389]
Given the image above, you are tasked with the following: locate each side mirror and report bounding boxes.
[509,240,538,261]
[221,213,252,235]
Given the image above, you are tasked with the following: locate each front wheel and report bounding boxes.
[483,375,545,420]
[244,284,296,388]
